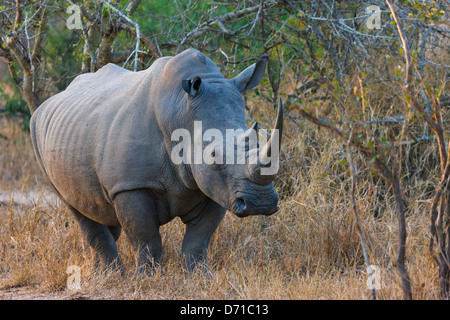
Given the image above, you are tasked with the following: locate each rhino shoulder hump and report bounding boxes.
[67,63,130,89]
[97,63,129,74]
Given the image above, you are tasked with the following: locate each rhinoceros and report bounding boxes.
[30,48,283,273]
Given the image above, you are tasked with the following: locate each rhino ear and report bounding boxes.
[230,55,268,92]
[182,76,202,96]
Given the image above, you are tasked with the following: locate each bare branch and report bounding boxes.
[13,0,23,32]
[101,0,140,71]
[178,1,284,48]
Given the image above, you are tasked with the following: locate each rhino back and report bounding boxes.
[31,62,171,225]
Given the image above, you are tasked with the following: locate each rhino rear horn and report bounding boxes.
[182,76,202,96]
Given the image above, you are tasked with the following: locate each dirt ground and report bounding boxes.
[0,190,59,208]
[0,286,92,300]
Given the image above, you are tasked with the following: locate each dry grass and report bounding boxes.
[0,118,44,191]
[0,106,443,300]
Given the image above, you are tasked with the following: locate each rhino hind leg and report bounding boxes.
[68,206,122,270]
[182,200,226,273]
[113,189,162,274]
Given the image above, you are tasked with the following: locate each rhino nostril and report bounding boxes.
[236,198,246,212]
[234,197,249,218]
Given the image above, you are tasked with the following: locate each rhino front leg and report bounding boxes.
[182,200,226,273]
[114,190,162,274]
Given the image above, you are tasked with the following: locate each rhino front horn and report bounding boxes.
[248,98,283,185]
[259,98,283,163]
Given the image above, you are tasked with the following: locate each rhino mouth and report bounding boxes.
[230,191,279,218]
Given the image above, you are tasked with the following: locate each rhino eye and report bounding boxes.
[244,137,258,151]
[211,163,224,171]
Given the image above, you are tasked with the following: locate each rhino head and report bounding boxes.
[169,50,282,217]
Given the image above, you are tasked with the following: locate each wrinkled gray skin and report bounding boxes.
[30,48,281,273]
